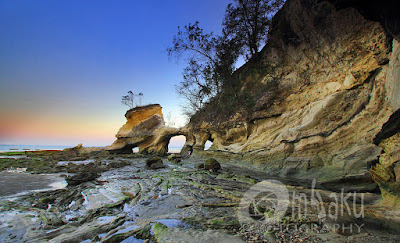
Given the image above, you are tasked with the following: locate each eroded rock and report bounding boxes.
[371,133,400,207]
[145,157,165,169]
[167,154,182,164]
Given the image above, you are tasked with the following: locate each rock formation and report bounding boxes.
[107,104,192,155]
[107,0,399,203]
[371,109,400,207]
[183,0,399,198]
[108,104,165,153]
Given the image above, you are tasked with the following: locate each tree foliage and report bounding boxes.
[223,0,285,60]
[167,22,240,116]
[168,0,285,117]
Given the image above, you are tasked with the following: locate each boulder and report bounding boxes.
[145,157,165,169]
[167,154,182,163]
[107,160,130,169]
[204,158,221,171]
[66,171,99,186]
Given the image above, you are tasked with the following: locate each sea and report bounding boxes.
[0,144,73,153]
[0,145,186,153]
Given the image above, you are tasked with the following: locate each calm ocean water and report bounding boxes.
[0,145,185,153]
[0,145,73,153]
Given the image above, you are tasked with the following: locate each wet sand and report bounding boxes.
[0,172,66,197]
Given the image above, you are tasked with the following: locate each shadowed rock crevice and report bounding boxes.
[373,109,400,145]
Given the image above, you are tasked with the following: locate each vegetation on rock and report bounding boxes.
[121,91,144,109]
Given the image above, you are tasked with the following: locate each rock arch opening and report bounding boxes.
[204,140,213,150]
[168,135,187,154]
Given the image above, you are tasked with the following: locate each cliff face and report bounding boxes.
[184,0,400,193]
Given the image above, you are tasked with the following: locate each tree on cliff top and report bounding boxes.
[121,91,143,109]
[167,22,241,116]
[167,22,218,113]
[168,0,285,117]
[223,0,284,60]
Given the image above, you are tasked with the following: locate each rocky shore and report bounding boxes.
[1,151,400,242]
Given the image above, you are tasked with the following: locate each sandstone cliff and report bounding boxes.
[184,0,400,194]
[108,104,165,153]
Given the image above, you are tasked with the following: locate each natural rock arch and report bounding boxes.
[107,104,196,156]
[144,129,190,156]
[204,140,213,150]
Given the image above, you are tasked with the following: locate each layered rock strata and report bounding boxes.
[107,104,192,155]
[185,0,398,193]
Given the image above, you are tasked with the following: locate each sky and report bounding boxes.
[0,0,232,147]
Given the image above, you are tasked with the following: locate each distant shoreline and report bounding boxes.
[0,144,187,154]
[0,145,72,153]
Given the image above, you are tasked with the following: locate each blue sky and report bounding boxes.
[0,0,231,146]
